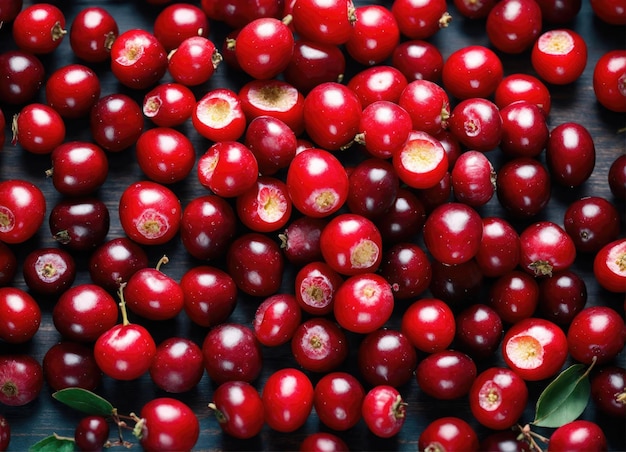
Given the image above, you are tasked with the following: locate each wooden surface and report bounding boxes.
[0,0,625,450]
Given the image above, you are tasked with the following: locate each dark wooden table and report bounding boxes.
[0,0,625,451]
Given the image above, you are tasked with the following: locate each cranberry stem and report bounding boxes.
[155,254,169,272]
[117,282,131,326]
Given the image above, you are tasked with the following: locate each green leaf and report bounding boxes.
[532,363,591,428]
[28,434,74,452]
[52,387,115,416]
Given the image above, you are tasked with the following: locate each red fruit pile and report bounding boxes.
[0,0,624,451]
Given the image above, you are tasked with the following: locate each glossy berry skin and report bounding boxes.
[418,417,479,452]
[609,154,626,200]
[0,51,44,105]
[94,322,156,381]
[119,181,181,246]
[358,329,417,388]
[202,323,262,384]
[74,416,109,452]
[138,398,199,452]
[502,317,568,381]
[519,221,576,277]
[345,5,400,66]
[399,79,450,137]
[13,103,65,155]
[143,83,195,128]
[429,259,484,308]
[361,385,406,438]
[538,270,587,326]
[52,284,119,342]
[69,7,118,63]
[254,294,302,347]
[280,217,326,267]
[451,150,496,206]
[590,366,626,417]
[347,65,408,107]
[22,247,76,296]
[244,116,297,176]
[593,238,626,293]
[375,188,427,245]
[0,287,40,344]
[475,217,520,278]
[43,341,101,392]
[567,306,625,365]
[496,157,551,218]
[149,337,204,393]
[110,29,167,90]
[442,45,503,99]
[495,73,552,117]
[391,39,443,82]
[286,148,349,218]
[303,82,362,151]
[469,367,528,430]
[401,298,455,353]
[320,213,383,276]
[90,93,143,153]
[593,50,626,113]
[334,273,393,334]
[89,237,149,292]
[300,432,348,452]
[416,350,477,400]
[262,368,314,433]
[135,127,195,184]
[294,261,343,316]
[210,381,265,439]
[546,122,596,187]
[531,29,588,85]
[357,102,412,160]
[0,354,44,406]
[591,0,626,24]
[536,0,581,23]
[180,266,237,328]
[12,3,66,54]
[48,141,109,197]
[0,179,46,244]
[564,196,620,254]
[547,420,607,452]
[379,242,431,300]
[489,270,540,324]
[284,40,346,95]
[45,64,100,119]
[235,17,294,80]
[499,101,549,158]
[197,141,258,198]
[391,0,450,40]
[291,317,348,373]
[393,132,448,190]
[423,202,483,265]
[0,0,22,24]
[153,3,209,51]
[292,0,356,45]
[448,97,503,152]
[455,304,504,361]
[486,0,542,54]
[314,372,365,431]
[236,177,292,233]
[49,197,110,252]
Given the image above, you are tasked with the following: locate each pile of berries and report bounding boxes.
[0,0,624,451]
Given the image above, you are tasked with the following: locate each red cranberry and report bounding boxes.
[262,368,314,433]
[291,317,348,373]
[546,122,596,187]
[149,337,204,393]
[486,0,542,54]
[209,381,265,439]
[455,303,504,361]
[357,328,417,388]
[416,350,477,400]
[137,398,199,452]
[180,265,237,328]
[74,415,109,452]
[49,197,110,252]
[547,420,607,452]
[495,73,552,117]
[0,51,44,105]
[42,341,101,391]
[442,45,503,99]
[283,40,346,94]
[22,247,76,296]
[0,287,41,344]
[110,28,167,90]
[88,237,149,292]
[69,7,118,63]
[391,39,443,82]
[564,196,620,253]
[496,157,551,218]
[590,366,626,418]
[418,417,479,451]
[538,270,587,326]
[45,64,100,119]
[489,270,540,324]
[567,306,625,365]
[0,354,43,406]
[313,372,365,431]
[254,293,302,347]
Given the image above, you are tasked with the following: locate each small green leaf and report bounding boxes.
[533,363,591,428]
[28,434,74,452]
[52,387,115,416]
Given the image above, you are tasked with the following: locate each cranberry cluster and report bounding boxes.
[0,0,625,451]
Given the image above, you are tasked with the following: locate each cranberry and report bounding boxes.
[22,247,76,296]
[536,0,582,23]
[399,79,450,137]
[489,270,540,324]
[531,29,588,85]
[149,337,204,393]
[291,317,348,373]
[480,430,532,452]
[280,216,326,267]
[202,0,282,29]
[538,270,587,326]
[193,88,247,142]
[357,328,417,388]
[291,0,356,45]
[564,196,620,253]
[609,154,626,200]
[143,82,195,128]
[486,0,542,54]
[594,238,626,293]
[590,366,626,417]
[0,179,46,244]
[0,354,44,406]
[519,221,576,277]
[49,197,110,252]
[254,293,302,347]
[429,259,484,308]
[391,0,450,40]
[495,73,552,117]
[499,101,549,158]
[475,216,521,278]
[379,242,431,300]
[453,0,497,18]
[69,7,118,63]
[416,350,477,400]
[283,40,346,95]
[153,3,209,51]
[88,237,149,292]
[469,367,528,430]
[110,28,167,90]
[244,116,297,176]
[451,150,496,206]
[391,39,443,82]
[294,261,343,316]
[12,102,65,155]
[334,273,393,334]
[593,49,626,113]
[137,398,199,452]
[546,122,596,187]
[236,177,292,233]
[202,323,262,384]
[74,416,109,452]
[347,65,408,107]
[418,417,479,451]
[442,45,503,99]
[356,101,412,160]
[401,298,456,353]
[48,141,108,197]
[393,131,448,190]
[0,287,40,344]
[591,0,626,24]
[300,432,348,451]
[45,64,100,119]
[455,303,504,361]
[0,50,44,105]
[547,420,607,452]
[448,97,503,152]
[42,341,101,391]
[180,265,237,328]
[90,93,144,153]
[496,157,551,218]
[374,188,427,245]
[262,368,314,432]
[361,385,406,438]
[314,372,365,431]
[347,158,399,218]
[567,306,625,365]
[209,381,265,439]
[12,3,66,54]
[345,5,400,66]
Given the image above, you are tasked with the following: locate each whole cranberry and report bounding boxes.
[567,306,625,365]
[563,196,621,253]
[42,341,101,391]
[358,328,417,388]
[455,304,504,361]
[547,420,607,452]
[0,354,44,406]
[74,415,109,452]
[138,398,199,452]
[590,366,626,418]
